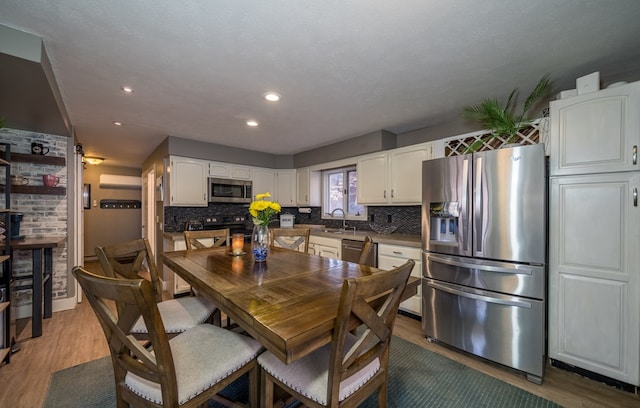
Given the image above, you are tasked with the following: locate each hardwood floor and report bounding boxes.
[0,264,638,407]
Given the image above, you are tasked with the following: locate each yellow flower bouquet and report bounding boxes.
[249,192,282,225]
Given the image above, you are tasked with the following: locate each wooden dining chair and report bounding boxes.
[72,266,263,408]
[95,238,219,338]
[357,236,375,266]
[270,227,310,253]
[183,228,229,250]
[258,259,415,408]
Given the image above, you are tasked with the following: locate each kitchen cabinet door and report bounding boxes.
[168,156,208,206]
[276,170,296,207]
[209,161,230,178]
[549,81,640,176]
[163,238,192,296]
[549,172,640,385]
[209,161,252,179]
[357,153,388,204]
[377,244,422,316]
[389,144,433,204]
[309,236,341,260]
[357,143,433,205]
[296,167,321,206]
[252,167,275,199]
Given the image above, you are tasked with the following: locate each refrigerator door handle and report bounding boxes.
[428,280,532,309]
[461,158,470,252]
[428,253,534,275]
[474,156,484,253]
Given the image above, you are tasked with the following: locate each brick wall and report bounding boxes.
[0,128,68,312]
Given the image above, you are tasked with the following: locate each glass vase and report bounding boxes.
[251,224,270,262]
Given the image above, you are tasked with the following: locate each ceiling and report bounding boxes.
[1,1,640,168]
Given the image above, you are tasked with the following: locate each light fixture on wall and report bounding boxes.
[83,156,105,165]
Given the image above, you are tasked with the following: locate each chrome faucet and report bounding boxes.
[330,208,347,230]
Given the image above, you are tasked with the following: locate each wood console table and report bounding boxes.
[11,237,65,338]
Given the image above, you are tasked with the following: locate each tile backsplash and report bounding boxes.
[165,204,421,235]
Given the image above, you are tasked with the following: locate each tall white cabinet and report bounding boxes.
[548,80,640,386]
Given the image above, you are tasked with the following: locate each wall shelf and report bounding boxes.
[0,185,66,195]
[0,153,66,166]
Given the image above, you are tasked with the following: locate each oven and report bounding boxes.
[203,215,252,242]
[208,178,252,203]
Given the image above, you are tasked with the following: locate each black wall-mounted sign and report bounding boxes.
[99,199,141,209]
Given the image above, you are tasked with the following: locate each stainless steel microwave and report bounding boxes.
[208,178,252,203]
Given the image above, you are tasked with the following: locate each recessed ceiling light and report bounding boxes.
[246,120,259,127]
[121,86,134,94]
[264,92,280,102]
[113,121,122,126]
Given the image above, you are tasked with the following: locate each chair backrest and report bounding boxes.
[357,236,375,266]
[95,238,163,304]
[326,259,414,407]
[184,228,230,250]
[72,266,180,406]
[270,227,310,253]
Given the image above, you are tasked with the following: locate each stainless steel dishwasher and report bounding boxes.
[341,239,377,267]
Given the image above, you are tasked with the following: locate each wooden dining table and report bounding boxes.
[162,245,419,364]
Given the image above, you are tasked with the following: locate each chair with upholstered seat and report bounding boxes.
[95,238,219,338]
[184,228,229,250]
[72,266,262,408]
[357,236,375,266]
[258,259,415,408]
[270,227,310,253]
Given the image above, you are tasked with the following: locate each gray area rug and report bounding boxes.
[44,336,561,407]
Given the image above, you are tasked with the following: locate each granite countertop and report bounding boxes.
[164,224,421,247]
[308,228,421,248]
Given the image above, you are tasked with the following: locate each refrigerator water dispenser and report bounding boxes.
[429,202,459,242]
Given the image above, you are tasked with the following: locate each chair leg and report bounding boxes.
[261,370,274,408]
[249,364,259,408]
[377,383,388,408]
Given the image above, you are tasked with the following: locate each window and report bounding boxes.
[322,166,366,221]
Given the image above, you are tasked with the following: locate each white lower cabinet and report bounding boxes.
[377,244,422,316]
[308,236,341,260]
[163,237,192,296]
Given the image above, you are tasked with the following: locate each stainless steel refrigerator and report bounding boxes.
[421,143,547,384]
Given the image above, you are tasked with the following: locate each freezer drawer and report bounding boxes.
[424,252,546,300]
[422,278,545,382]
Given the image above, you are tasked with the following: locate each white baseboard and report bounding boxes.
[12,296,78,320]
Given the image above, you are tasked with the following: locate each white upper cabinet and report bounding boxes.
[549,81,640,176]
[209,161,252,179]
[296,167,321,206]
[357,142,433,205]
[275,169,296,207]
[167,156,208,206]
[357,153,388,204]
[252,167,275,199]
